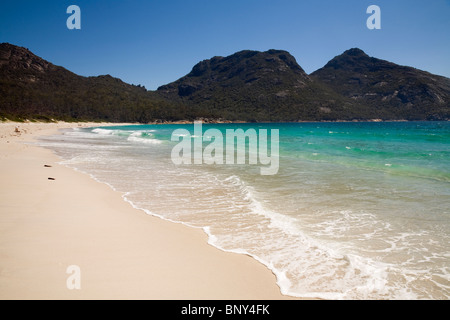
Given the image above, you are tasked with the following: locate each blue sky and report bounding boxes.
[1,0,449,90]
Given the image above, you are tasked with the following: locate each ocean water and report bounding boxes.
[38,121,450,299]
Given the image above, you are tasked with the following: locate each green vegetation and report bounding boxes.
[157,49,375,122]
[1,44,449,123]
[0,43,188,123]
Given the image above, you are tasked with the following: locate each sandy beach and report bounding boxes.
[0,121,290,300]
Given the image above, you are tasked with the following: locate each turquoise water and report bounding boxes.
[39,121,450,299]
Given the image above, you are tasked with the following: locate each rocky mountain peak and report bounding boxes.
[0,43,53,73]
[343,48,368,57]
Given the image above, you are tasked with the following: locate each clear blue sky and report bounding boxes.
[1,0,449,90]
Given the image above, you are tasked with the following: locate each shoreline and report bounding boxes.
[0,121,295,300]
[2,118,448,128]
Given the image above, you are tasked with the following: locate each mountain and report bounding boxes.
[311,48,450,120]
[1,43,449,122]
[157,49,368,121]
[0,43,183,122]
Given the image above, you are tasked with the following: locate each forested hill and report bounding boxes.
[0,43,183,122]
[157,49,367,121]
[1,43,449,122]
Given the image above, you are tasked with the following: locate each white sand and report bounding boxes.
[0,122,293,300]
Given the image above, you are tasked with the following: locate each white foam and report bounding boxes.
[127,136,162,144]
[216,174,430,299]
[129,131,155,137]
[90,128,163,145]
[91,128,116,135]
[203,223,295,297]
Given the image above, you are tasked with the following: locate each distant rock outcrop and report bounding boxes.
[311,48,450,120]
